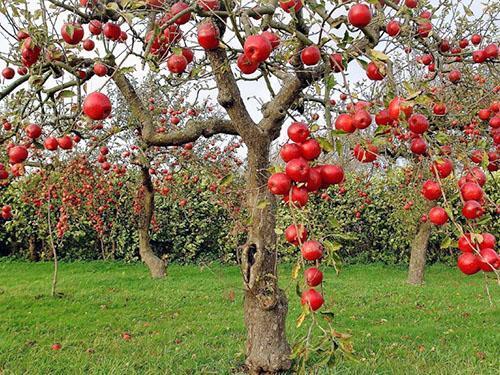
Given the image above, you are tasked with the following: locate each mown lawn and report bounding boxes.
[0,261,498,374]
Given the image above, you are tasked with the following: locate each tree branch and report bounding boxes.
[206,48,260,141]
[147,118,237,146]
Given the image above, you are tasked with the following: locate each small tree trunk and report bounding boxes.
[407,220,432,285]
[242,142,291,374]
[28,236,39,261]
[139,167,166,279]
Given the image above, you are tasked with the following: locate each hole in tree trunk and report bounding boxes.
[246,244,257,283]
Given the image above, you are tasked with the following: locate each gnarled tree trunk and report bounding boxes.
[407,220,432,285]
[241,142,291,374]
[139,167,166,279]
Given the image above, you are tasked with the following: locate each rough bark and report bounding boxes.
[242,142,291,374]
[139,167,166,279]
[28,236,40,261]
[407,220,432,285]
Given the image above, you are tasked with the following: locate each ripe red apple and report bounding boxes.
[460,182,483,201]
[305,168,322,192]
[25,124,42,139]
[448,70,461,83]
[93,63,108,77]
[462,200,484,220]
[484,43,498,59]
[429,206,448,226]
[284,224,308,245]
[304,267,323,287]
[57,135,73,150]
[170,2,191,25]
[421,180,441,200]
[408,114,429,134]
[348,4,372,28]
[410,137,427,155]
[433,103,447,116]
[44,137,59,151]
[197,0,220,10]
[353,143,377,163]
[244,35,272,64]
[288,186,309,207]
[478,109,491,121]
[182,48,194,64]
[405,0,418,8]
[268,173,291,195]
[121,332,132,340]
[301,45,321,66]
[279,0,302,13]
[285,157,310,182]
[300,139,321,160]
[82,39,95,51]
[352,109,372,129]
[89,20,102,35]
[465,167,486,186]
[335,113,355,133]
[478,248,497,272]
[431,159,453,178]
[197,22,219,50]
[320,164,344,185]
[2,67,15,79]
[386,20,401,36]
[237,54,259,74]
[458,233,476,253]
[8,146,28,164]
[417,22,432,38]
[280,143,302,162]
[51,343,62,351]
[83,92,112,120]
[167,54,188,73]
[61,23,84,45]
[103,23,121,41]
[329,53,344,72]
[261,31,280,49]
[301,289,324,311]
[479,233,496,250]
[472,50,487,64]
[301,240,323,261]
[375,109,391,125]
[457,253,481,275]
[287,122,310,143]
[366,62,385,81]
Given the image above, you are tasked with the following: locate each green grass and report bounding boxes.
[0,261,498,374]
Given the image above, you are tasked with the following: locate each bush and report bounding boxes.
[1,168,498,265]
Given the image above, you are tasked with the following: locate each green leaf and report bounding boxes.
[57,90,76,99]
[256,200,269,209]
[219,174,233,187]
[435,132,449,145]
[440,236,452,249]
[317,136,334,152]
[118,66,136,74]
[330,129,347,136]
[324,240,342,252]
[370,49,389,61]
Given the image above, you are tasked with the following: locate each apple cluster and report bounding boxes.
[267,122,346,311]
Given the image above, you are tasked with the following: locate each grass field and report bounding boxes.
[0,261,498,374]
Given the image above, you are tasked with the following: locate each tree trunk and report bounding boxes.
[242,142,291,374]
[28,236,40,261]
[139,167,166,279]
[407,220,432,285]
